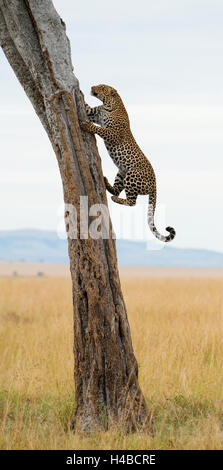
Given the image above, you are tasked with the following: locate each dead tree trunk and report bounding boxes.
[0,0,151,432]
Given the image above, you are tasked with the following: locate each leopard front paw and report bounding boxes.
[80,121,93,133]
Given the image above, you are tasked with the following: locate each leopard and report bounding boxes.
[81,84,176,242]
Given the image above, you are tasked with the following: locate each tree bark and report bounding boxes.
[0,0,151,432]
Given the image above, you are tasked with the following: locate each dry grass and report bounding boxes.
[0,274,223,449]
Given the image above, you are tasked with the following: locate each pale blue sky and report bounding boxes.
[0,0,223,251]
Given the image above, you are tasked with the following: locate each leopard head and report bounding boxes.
[91,84,120,110]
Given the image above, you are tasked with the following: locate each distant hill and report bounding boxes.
[0,229,223,267]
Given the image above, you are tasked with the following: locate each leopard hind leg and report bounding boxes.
[111,169,142,206]
[111,182,138,206]
[104,171,125,196]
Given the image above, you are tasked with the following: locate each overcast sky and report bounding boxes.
[0,0,223,252]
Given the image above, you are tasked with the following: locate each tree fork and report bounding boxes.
[0,0,151,432]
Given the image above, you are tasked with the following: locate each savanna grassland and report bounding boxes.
[0,273,223,450]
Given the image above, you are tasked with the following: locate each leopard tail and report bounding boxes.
[147,194,176,242]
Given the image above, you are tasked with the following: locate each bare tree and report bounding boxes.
[0,0,151,433]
